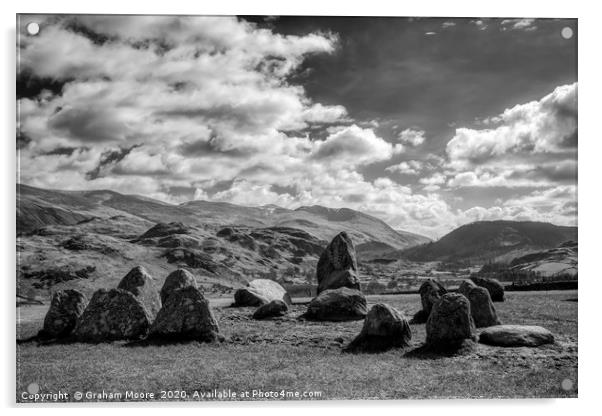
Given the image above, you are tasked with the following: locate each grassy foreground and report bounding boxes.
[16,290,578,401]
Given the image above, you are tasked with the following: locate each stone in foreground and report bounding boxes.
[74,289,152,342]
[467,286,501,328]
[302,287,367,322]
[345,303,411,352]
[149,286,220,343]
[479,325,554,347]
[316,232,361,294]
[233,279,292,307]
[252,300,289,320]
[471,276,505,302]
[411,279,447,323]
[117,265,161,319]
[40,289,88,338]
[160,268,198,304]
[426,293,475,350]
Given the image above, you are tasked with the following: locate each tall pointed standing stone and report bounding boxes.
[316,232,361,294]
[118,266,161,319]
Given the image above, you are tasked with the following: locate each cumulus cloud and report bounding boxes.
[17,16,349,192]
[458,185,577,227]
[312,125,403,165]
[397,128,426,146]
[446,83,577,168]
[385,160,423,175]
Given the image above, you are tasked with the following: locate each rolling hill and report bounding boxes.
[397,220,577,264]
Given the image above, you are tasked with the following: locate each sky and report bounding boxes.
[16,15,577,238]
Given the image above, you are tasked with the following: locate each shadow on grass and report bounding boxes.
[404,339,477,359]
[124,333,225,348]
[17,333,80,345]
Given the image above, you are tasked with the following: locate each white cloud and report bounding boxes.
[470,20,488,31]
[441,22,456,29]
[501,18,538,31]
[419,172,446,186]
[446,83,577,168]
[397,128,426,146]
[312,125,403,165]
[385,160,423,175]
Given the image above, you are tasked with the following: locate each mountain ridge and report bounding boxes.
[17,183,430,250]
[396,220,577,264]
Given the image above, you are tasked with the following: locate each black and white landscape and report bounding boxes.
[17,15,577,401]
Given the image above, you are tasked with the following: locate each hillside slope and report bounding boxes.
[399,220,577,264]
[509,240,578,277]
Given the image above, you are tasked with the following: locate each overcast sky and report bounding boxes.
[17,15,577,238]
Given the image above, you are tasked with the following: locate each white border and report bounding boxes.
[2,0,600,414]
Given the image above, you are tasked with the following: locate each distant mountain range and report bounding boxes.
[16,184,430,296]
[397,220,577,264]
[17,184,429,251]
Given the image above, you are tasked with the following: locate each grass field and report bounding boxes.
[16,290,578,401]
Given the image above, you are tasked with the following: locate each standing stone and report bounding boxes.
[40,289,88,338]
[471,276,505,302]
[252,300,288,320]
[302,287,367,321]
[74,289,152,342]
[117,266,161,319]
[467,286,501,328]
[420,279,447,312]
[160,269,198,304]
[149,287,220,343]
[233,279,292,307]
[411,279,447,323]
[426,293,475,350]
[345,303,412,352]
[316,232,361,294]
[479,325,554,347]
[458,280,477,297]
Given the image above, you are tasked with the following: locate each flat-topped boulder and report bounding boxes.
[471,276,505,302]
[479,325,554,347]
[426,293,475,350]
[160,269,198,304]
[149,287,220,343]
[74,289,152,342]
[252,300,289,320]
[233,279,291,307]
[467,286,500,328]
[40,289,88,338]
[316,232,361,294]
[302,287,367,322]
[345,303,411,352]
[117,266,161,319]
